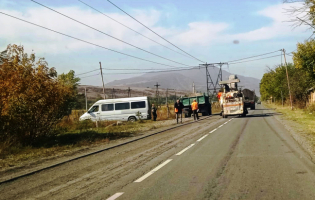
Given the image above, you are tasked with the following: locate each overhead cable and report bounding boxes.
[78,0,191,59]
[80,73,100,79]
[227,50,281,63]
[107,0,206,63]
[76,66,189,76]
[0,12,192,69]
[31,0,192,67]
[76,69,100,76]
[229,54,281,65]
[78,66,203,78]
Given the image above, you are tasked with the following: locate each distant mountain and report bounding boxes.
[106,67,261,96]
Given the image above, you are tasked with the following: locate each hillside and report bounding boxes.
[105,67,261,96]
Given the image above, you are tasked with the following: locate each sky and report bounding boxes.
[0,0,312,86]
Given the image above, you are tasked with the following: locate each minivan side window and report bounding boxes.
[102,104,114,111]
[131,101,146,109]
[88,105,99,113]
[115,102,130,110]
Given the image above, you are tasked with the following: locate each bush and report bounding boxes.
[0,44,80,146]
[307,104,315,113]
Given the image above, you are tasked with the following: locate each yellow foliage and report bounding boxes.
[0,44,79,145]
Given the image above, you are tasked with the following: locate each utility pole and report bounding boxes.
[154,82,160,107]
[85,87,87,111]
[175,90,177,101]
[99,62,106,99]
[192,82,195,94]
[199,62,227,97]
[214,62,224,91]
[281,90,284,107]
[128,87,131,97]
[166,88,169,118]
[112,88,116,99]
[282,49,293,110]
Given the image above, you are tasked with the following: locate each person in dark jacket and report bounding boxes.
[152,104,157,121]
[174,99,184,124]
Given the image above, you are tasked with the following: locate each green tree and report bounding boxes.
[293,39,315,79]
[260,63,313,104]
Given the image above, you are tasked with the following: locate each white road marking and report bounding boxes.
[218,125,223,128]
[107,192,124,200]
[197,134,208,142]
[134,159,172,182]
[209,128,217,133]
[176,144,195,156]
[224,122,228,124]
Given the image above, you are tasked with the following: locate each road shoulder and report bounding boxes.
[264,104,315,162]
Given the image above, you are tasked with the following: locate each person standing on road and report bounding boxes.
[151,104,157,121]
[191,99,199,121]
[174,99,184,124]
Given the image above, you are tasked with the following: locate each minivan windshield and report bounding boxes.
[88,105,99,113]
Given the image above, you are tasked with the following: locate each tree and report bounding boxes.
[260,63,313,104]
[284,0,315,30]
[293,39,315,79]
[0,44,80,145]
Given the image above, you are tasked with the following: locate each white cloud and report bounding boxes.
[0,6,168,53]
[0,2,311,55]
[171,22,229,46]
[228,2,309,42]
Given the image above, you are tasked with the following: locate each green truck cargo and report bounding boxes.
[180,94,212,118]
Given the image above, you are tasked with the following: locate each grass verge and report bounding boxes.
[0,118,181,170]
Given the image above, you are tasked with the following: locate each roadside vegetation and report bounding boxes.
[260,0,315,154]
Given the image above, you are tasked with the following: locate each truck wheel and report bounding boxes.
[128,116,137,122]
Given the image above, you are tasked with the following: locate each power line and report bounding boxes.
[78,0,191,59]
[227,50,281,63]
[0,12,193,69]
[78,66,202,77]
[229,54,281,65]
[76,66,190,76]
[32,0,192,67]
[79,53,282,78]
[106,0,206,63]
[76,69,100,76]
[80,73,100,79]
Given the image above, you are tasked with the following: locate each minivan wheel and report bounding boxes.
[128,116,137,122]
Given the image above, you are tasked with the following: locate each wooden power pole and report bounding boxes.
[85,87,87,111]
[166,88,169,118]
[282,49,293,110]
[99,62,106,99]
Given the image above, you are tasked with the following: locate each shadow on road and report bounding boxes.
[249,108,276,111]
[238,112,282,118]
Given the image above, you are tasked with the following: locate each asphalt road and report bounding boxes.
[1,105,315,200]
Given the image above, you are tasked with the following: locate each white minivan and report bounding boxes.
[79,96,151,122]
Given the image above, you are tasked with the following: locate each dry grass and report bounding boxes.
[211,102,221,114]
[157,105,176,120]
[0,108,181,170]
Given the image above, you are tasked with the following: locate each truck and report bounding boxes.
[181,94,212,118]
[219,75,247,118]
[242,89,256,110]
